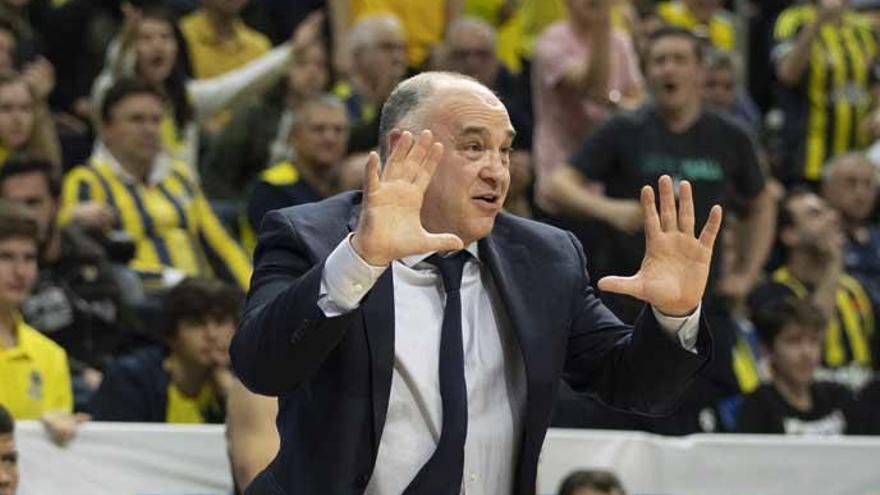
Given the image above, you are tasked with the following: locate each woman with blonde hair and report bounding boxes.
[0,68,61,173]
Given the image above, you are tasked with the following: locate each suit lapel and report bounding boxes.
[347,201,396,453]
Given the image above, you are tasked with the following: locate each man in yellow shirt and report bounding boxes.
[180,0,272,80]
[0,202,80,445]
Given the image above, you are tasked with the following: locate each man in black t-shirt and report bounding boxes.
[738,298,854,435]
[546,27,776,323]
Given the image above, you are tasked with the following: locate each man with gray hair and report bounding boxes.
[334,14,408,152]
[233,71,721,494]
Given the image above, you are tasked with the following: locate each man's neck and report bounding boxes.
[204,8,237,41]
[659,101,703,133]
[297,158,334,196]
[773,375,813,413]
[0,307,18,348]
[42,226,62,264]
[167,355,211,398]
[350,72,392,106]
[106,147,153,183]
[786,252,829,287]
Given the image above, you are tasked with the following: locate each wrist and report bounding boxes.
[349,234,390,267]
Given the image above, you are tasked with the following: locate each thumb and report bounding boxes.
[425,233,464,253]
[597,275,643,299]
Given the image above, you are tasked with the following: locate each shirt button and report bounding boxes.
[353,283,364,291]
[469,474,477,483]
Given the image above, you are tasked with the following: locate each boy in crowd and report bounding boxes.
[89,277,241,423]
[738,298,854,435]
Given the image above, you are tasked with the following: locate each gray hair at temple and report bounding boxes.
[346,14,404,55]
[377,71,483,161]
[820,151,874,181]
[446,16,497,46]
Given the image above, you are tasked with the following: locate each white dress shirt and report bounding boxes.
[319,235,700,494]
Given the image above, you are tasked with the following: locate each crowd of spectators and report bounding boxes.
[0,0,878,492]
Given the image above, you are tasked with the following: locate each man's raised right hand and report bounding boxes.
[351,130,464,267]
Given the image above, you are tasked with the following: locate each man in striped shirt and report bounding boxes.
[59,79,252,291]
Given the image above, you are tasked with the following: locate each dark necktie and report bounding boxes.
[403,251,470,495]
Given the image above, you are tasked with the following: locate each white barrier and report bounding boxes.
[15,422,880,494]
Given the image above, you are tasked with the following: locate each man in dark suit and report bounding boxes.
[231,71,723,494]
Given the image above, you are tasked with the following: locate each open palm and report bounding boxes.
[352,130,463,266]
[598,176,723,317]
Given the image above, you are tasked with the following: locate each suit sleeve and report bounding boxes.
[230,210,359,396]
[562,232,711,416]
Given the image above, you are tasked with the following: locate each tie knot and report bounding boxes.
[426,251,470,293]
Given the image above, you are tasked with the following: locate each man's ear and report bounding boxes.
[385,129,404,160]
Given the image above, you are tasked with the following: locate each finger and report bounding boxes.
[425,233,464,253]
[363,151,380,196]
[404,130,435,182]
[658,175,677,231]
[597,275,643,300]
[678,180,695,235]
[641,185,660,241]
[383,131,414,180]
[414,142,445,190]
[699,204,724,250]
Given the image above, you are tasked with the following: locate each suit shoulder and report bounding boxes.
[496,214,580,254]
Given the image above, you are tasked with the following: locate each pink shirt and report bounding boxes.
[531,21,642,205]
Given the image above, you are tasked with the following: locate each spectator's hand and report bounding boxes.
[818,0,845,24]
[292,10,324,54]
[598,176,722,318]
[41,411,90,447]
[351,130,464,266]
[81,367,104,392]
[120,2,143,41]
[69,202,117,231]
[606,198,643,235]
[715,272,756,300]
[22,57,55,102]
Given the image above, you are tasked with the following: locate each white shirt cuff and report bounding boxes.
[318,234,388,316]
[652,304,701,354]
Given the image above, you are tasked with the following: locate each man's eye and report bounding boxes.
[465,143,482,152]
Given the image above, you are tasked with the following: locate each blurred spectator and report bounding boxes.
[547,27,774,321]
[657,0,736,51]
[738,297,854,435]
[89,277,240,423]
[557,469,626,495]
[333,14,407,153]
[0,403,17,495]
[703,49,762,133]
[247,95,349,230]
[847,375,880,434]
[92,6,322,168]
[0,70,61,172]
[773,0,879,186]
[346,0,463,69]
[61,79,252,290]
[0,0,41,64]
[531,0,643,213]
[750,188,877,381]
[201,39,329,202]
[179,0,270,80]
[0,201,83,445]
[0,159,132,408]
[821,152,880,302]
[226,377,278,492]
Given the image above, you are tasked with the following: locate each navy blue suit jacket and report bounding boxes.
[231,191,711,494]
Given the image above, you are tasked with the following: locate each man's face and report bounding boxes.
[0,172,56,244]
[769,324,822,388]
[203,0,247,17]
[135,18,178,85]
[290,104,350,170]
[647,36,705,113]
[783,193,843,254]
[0,237,37,309]
[0,81,33,151]
[287,44,328,100]
[445,28,498,87]
[171,317,236,368]
[356,27,407,89]
[102,94,164,169]
[822,158,877,224]
[704,66,736,110]
[408,84,513,245]
[0,433,17,495]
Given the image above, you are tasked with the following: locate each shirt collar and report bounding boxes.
[90,142,174,186]
[399,242,481,268]
[1,315,34,358]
